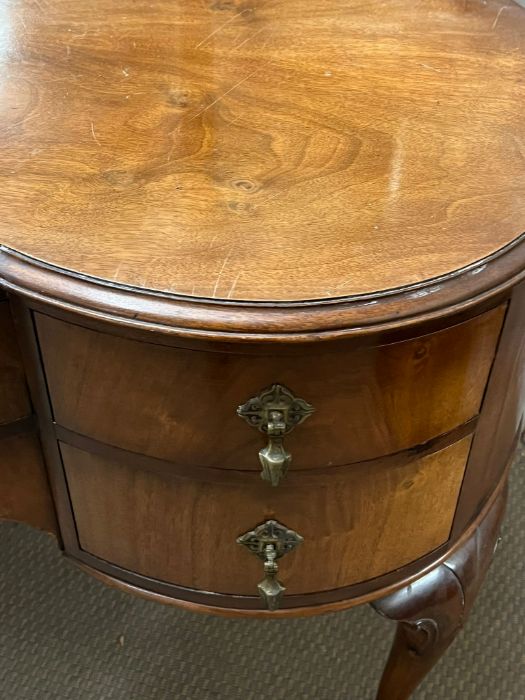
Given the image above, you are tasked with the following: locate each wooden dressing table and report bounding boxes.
[1,1,524,697]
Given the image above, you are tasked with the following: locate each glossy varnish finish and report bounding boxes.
[0,1,524,301]
[36,307,503,469]
[62,438,471,596]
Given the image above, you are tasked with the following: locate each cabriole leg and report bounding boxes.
[371,483,507,700]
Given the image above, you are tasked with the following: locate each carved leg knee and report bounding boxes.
[371,484,507,700]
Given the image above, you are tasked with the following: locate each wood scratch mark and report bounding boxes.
[194,10,252,49]
[227,271,241,299]
[491,6,509,30]
[90,122,101,146]
[45,75,78,83]
[16,13,28,31]
[212,251,233,298]
[113,262,123,280]
[224,113,243,128]
[233,27,265,50]
[513,135,525,161]
[419,63,441,73]
[188,69,259,122]
[0,113,37,136]
[166,122,183,163]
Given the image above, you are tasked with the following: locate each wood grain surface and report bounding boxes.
[0,0,524,301]
[62,437,472,595]
[36,307,503,469]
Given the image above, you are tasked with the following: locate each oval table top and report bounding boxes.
[0,0,524,314]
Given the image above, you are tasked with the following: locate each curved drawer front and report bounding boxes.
[36,308,503,470]
[61,437,471,597]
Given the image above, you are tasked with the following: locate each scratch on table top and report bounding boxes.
[207,233,218,251]
[0,113,37,136]
[233,27,265,50]
[227,271,242,299]
[513,135,525,161]
[113,262,123,280]
[16,12,27,31]
[194,9,253,49]
[212,250,233,298]
[68,24,88,41]
[492,5,510,30]
[90,121,101,146]
[188,69,259,122]
[419,63,441,72]
[166,122,184,162]
[223,112,244,128]
[32,0,48,13]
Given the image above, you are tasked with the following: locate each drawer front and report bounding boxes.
[61,437,471,595]
[37,308,503,470]
[0,300,31,425]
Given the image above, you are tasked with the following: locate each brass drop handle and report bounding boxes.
[237,519,303,611]
[259,543,284,609]
[237,384,315,486]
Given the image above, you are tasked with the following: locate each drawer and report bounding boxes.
[0,300,31,425]
[36,308,503,469]
[61,437,471,595]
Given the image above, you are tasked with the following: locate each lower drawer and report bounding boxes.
[61,437,471,596]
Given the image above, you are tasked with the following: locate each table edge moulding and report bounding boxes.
[1,235,525,343]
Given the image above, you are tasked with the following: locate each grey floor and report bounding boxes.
[1,445,523,700]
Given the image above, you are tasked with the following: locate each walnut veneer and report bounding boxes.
[1,1,525,698]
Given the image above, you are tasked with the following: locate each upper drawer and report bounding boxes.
[0,300,31,425]
[35,307,504,470]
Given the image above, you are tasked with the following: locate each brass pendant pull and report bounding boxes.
[237,519,303,611]
[237,384,315,486]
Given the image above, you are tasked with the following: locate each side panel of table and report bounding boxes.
[453,280,525,535]
[0,294,57,534]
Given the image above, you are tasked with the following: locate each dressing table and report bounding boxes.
[1,1,524,698]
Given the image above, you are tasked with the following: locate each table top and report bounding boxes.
[0,0,524,304]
